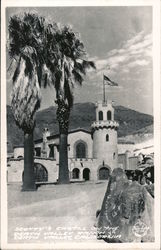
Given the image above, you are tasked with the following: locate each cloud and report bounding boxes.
[123,31,144,48]
[88,31,152,80]
[95,59,109,70]
[128,59,150,68]
[127,34,152,54]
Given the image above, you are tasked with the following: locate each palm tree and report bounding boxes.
[8,13,95,186]
[44,25,96,184]
[8,13,48,190]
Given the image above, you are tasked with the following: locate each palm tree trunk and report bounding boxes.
[22,130,36,191]
[58,133,69,184]
[56,98,70,184]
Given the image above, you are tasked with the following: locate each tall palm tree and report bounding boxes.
[8,13,48,190]
[44,25,96,184]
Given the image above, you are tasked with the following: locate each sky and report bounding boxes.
[6,6,153,115]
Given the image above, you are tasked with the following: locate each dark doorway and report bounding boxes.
[99,167,109,180]
[72,168,80,179]
[83,168,90,181]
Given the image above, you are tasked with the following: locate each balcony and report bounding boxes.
[91,120,119,129]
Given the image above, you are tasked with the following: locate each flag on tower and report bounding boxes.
[103,74,118,86]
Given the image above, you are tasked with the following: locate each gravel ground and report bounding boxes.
[8,181,108,243]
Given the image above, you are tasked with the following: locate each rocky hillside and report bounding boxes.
[118,124,153,143]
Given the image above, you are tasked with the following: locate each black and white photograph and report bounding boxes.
[1,0,161,249]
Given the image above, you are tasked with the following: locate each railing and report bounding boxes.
[91,120,119,128]
[68,157,96,162]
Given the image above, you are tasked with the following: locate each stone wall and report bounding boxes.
[34,158,58,182]
[7,158,24,182]
[7,157,58,183]
[7,157,112,183]
[13,147,24,158]
[118,152,139,170]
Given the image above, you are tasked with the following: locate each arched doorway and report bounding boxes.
[72,168,80,179]
[34,163,48,182]
[22,163,48,183]
[99,167,110,180]
[83,168,90,181]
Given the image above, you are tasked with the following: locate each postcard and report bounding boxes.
[1,0,160,249]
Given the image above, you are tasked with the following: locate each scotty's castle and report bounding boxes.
[7,99,153,184]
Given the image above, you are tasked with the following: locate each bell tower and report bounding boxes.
[91,100,119,170]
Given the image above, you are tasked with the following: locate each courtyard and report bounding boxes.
[8,181,108,243]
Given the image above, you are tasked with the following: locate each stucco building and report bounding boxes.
[7,100,154,184]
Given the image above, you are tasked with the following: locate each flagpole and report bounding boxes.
[103,74,105,103]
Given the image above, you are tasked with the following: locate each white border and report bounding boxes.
[1,0,161,249]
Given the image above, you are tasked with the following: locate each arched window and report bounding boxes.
[107,111,112,120]
[113,152,116,159]
[76,142,86,159]
[99,111,103,121]
[72,168,80,179]
[106,134,109,141]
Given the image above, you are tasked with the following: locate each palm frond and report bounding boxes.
[8,12,96,132]
[64,78,74,107]
[74,61,86,75]
[82,60,96,70]
[72,69,83,85]
[12,57,21,83]
[11,57,41,132]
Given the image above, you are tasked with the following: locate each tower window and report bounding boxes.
[107,111,112,120]
[106,134,109,141]
[113,152,116,159]
[99,111,103,121]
